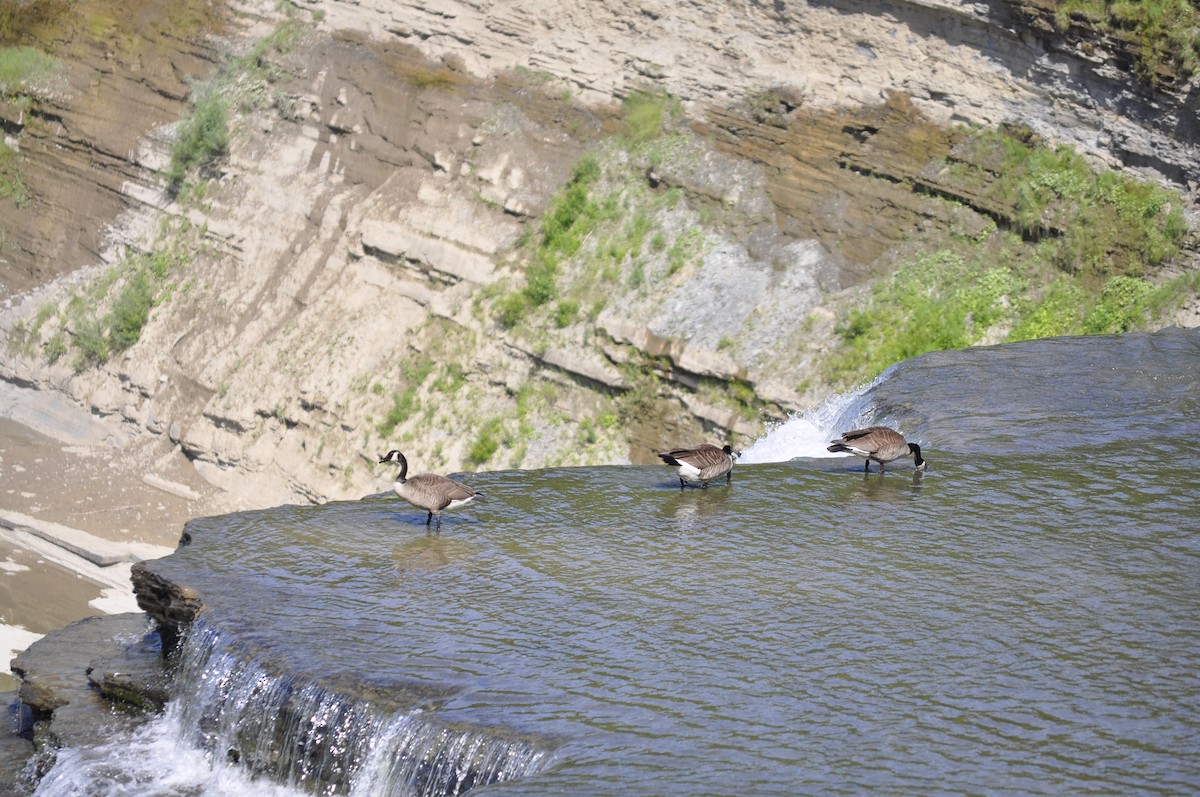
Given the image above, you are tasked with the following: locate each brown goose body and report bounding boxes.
[658,443,736,489]
[827,426,926,473]
[378,450,478,527]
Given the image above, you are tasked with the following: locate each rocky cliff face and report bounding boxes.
[1,0,1196,511]
[324,0,1198,195]
[0,0,225,297]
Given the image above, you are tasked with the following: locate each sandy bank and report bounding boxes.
[0,383,241,690]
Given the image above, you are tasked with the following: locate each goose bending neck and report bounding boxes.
[909,443,925,469]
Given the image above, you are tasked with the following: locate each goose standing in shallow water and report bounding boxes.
[378,450,478,528]
[827,427,926,473]
[658,444,736,490]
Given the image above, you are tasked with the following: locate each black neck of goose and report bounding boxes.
[394,454,408,482]
[909,443,924,467]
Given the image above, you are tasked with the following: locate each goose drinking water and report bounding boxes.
[378,450,478,528]
[826,427,926,473]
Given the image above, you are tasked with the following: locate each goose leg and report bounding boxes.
[425,511,433,526]
[678,477,686,491]
[864,459,870,473]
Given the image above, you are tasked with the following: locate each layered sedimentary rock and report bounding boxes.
[0,0,1195,507]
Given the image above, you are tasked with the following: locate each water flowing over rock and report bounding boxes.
[10,330,1200,794]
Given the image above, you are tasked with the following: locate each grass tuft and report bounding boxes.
[167,89,229,193]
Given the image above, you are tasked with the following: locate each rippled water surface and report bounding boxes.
[47,330,1200,795]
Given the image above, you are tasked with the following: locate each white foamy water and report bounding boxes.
[738,384,873,463]
[34,713,307,797]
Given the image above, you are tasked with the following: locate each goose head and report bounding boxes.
[379,450,405,465]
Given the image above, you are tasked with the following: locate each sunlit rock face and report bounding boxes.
[0,0,1195,507]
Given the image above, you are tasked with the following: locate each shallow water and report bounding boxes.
[34,329,1200,795]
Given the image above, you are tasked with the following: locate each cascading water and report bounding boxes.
[738,377,878,463]
[33,617,552,797]
[25,329,1200,795]
[172,621,550,796]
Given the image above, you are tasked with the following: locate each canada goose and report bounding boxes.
[378,450,478,528]
[658,444,736,490]
[826,426,926,473]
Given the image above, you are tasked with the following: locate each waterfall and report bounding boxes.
[739,379,879,463]
[168,620,553,796]
[33,618,553,797]
[28,331,1200,797]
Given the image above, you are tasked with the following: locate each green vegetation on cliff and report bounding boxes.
[0,44,57,93]
[66,248,185,371]
[494,88,1193,396]
[949,125,1185,277]
[1050,0,1200,85]
[0,0,68,42]
[167,17,309,194]
[167,89,228,193]
[0,44,59,205]
[826,247,1199,387]
[825,123,1192,388]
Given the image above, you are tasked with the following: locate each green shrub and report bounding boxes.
[44,330,66,363]
[167,89,229,191]
[245,19,304,71]
[1008,276,1087,341]
[466,418,502,467]
[496,291,530,328]
[554,299,579,328]
[961,267,1024,331]
[1083,275,1153,333]
[403,355,435,386]
[621,90,681,142]
[816,123,1191,384]
[433,363,467,393]
[516,155,608,310]
[667,229,703,275]
[827,251,1026,385]
[955,127,1185,278]
[0,45,59,95]
[1053,0,1200,85]
[524,256,558,306]
[577,418,598,445]
[376,356,434,436]
[0,140,28,206]
[378,389,419,437]
[72,315,109,372]
[540,155,602,257]
[108,272,154,353]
